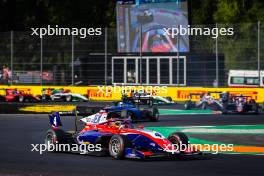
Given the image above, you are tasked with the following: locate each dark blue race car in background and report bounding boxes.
[103,100,159,122]
[61,96,159,122]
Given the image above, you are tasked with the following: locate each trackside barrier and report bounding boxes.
[0,85,263,103]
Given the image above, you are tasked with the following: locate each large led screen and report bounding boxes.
[116,0,189,53]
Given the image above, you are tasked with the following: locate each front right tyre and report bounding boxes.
[109,135,130,159]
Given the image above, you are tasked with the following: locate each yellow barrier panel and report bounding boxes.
[0,85,263,103]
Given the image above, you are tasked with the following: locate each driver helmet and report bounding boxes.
[118,102,124,107]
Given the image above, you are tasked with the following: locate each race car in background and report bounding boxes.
[184,92,259,114]
[45,112,202,159]
[0,88,40,102]
[222,94,259,114]
[85,99,159,122]
[40,88,89,102]
[184,92,223,111]
[123,90,174,105]
[58,94,159,120]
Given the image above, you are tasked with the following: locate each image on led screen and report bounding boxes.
[116,0,189,53]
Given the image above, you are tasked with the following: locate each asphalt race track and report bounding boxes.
[0,113,263,176]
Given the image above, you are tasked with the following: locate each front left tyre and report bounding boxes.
[168,132,189,153]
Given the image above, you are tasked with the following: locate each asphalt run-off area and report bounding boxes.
[0,108,263,176]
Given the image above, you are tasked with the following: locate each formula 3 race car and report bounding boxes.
[82,101,159,122]
[40,88,89,102]
[184,92,223,111]
[113,95,159,121]
[123,91,174,105]
[45,112,202,159]
[222,94,259,114]
[184,92,259,114]
[0,88,40,102]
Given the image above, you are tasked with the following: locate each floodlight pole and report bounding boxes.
[177,25,180,86]
[140,25,142,85]
[40,37,43,86]
[258,21,261,87]
[105,28,108,85]
[71,35,74,85]
[215,23,219,88]
[10,31,13,85]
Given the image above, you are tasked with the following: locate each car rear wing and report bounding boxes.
[49,112,62,128]
[49,110,79,132]
[132,96,154,107]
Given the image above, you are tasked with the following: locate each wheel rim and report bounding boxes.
[45,133,54,144]
[19,96,23,102]
[111,139,121,155]
[66,96,71,101]
[169,135,180,145]
[127,113,132,120]
[155,112,159,120]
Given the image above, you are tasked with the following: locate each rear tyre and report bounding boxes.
[18,96,24,102]
[24,96,30,103]
[126,111,136,122]
[0,96,5,102]
[166,96,172,102]
[65,95,72,102]
[150,107,159,121]
[45,129,67,152]
[201,102,208,110]
[109,135,130,159]
[250,100,259,114]
[184,100,192,110]
[222,106,228,114]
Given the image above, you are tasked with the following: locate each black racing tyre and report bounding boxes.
[46,95,51,101]
[166,96,172,102]
[150,107,159,121]
[65,95,72,102]
[201,102,208,110]
[45,129,67,152]
[168,132,189,153]
[24,96,30,103]
[222,106,228,114]
[109,135,130,159]
[18,96,24,102]
[126,111,136,122]
[184,100,192,110]
[222,102,229,114]
[36,95,43,101]
[168,132,189,145]
[0,96,5,102]
[252,102,259,114]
